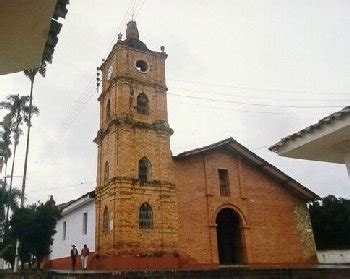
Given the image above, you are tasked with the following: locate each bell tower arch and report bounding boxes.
[94,21,178,257]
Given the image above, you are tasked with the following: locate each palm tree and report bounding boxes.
[0,115,13,185]
[21,64,45,208]
[0,95,39,237]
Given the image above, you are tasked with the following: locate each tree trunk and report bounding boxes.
[36,257,41,270]
[3,144,16,238]
[20,76,34,208]
[4,107,21,241]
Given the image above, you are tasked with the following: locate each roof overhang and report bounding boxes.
[270,107,350,164]
[272,120,350,163]
[0,0,68,75]
[61,191,95,216]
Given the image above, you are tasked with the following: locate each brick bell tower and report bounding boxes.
[94,21,178,260]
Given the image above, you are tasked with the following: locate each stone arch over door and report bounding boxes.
[214,205,247,265]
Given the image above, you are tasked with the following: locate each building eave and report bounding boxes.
[58,190,95,215]
[0,0,69,75]
[269,106,350,164]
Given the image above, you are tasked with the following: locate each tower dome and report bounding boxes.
[126,20,139,39]
[120,20,149,51]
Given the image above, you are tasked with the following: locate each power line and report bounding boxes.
[27,181,95,193]
[103,0,138,57]
[134,0,146,19]
[170,87,350,103]
[169,98,334,115]
[168,78,350,97]
[57,0,143,136]
[251,145,269,150]
[168,92,345,109]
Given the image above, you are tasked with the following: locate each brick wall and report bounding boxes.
[95,40,178,259]
[175,148,317,265]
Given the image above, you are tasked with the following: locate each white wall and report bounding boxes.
[50,199,95,260]
[317,250,350,264]
[345,152,350,180]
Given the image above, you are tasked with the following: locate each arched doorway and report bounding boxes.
[216,208,243,265]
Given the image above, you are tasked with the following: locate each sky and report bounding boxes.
[0,0,349,205]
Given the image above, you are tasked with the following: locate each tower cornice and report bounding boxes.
[98,75,168,102]
[100,43,168,71]
[94,116,174,144]
[96,176,175,192]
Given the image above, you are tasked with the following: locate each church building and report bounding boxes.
[49,21,319,270]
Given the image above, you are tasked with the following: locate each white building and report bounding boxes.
[317,250,350,264]
[50,191,95,261]
[270,106,350,181]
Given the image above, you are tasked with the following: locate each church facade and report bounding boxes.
[47,21,319,270]
[91,21,319,269]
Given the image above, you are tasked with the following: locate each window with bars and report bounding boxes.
[138,157,151,185]
[218,169,230,197]
[104,161,109,185]
[136,93,149,115]
[63,221,66,240]
[82,213,88,235]
[139,203,152,229]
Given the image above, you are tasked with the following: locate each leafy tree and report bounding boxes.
[309,195,350,250]
[9,198,61,269]
[0,242,16,269]
[0,187,21,223]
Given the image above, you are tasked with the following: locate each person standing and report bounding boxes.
[70,245,78,271]
[81,244,90,270]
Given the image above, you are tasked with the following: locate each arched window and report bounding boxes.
[138,157,151,185]
[104,161,109,185]
[106,100,111,121]
[103,206,109,234]
[139,203,152,229]
[136,93,149,115]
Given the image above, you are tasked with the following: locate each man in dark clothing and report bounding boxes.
[70,245,78,270]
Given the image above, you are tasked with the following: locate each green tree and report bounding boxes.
[0,187,21,222]
[0,95,39,237]
[0,114,12,178]
[9,198,61,269]
[309,195,350,250]
[0,186,20,248]
[0,241,16,269]
[12,59,46,272]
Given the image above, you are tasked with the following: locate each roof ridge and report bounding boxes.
[174,137,319,201]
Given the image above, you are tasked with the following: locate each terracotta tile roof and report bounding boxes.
[57,190,95,210]
[269,106,350,153]
[174,137,319,201]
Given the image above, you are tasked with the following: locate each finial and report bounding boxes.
[160,46,165,53]
[126,20,139,40]
[118,33,122,41]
